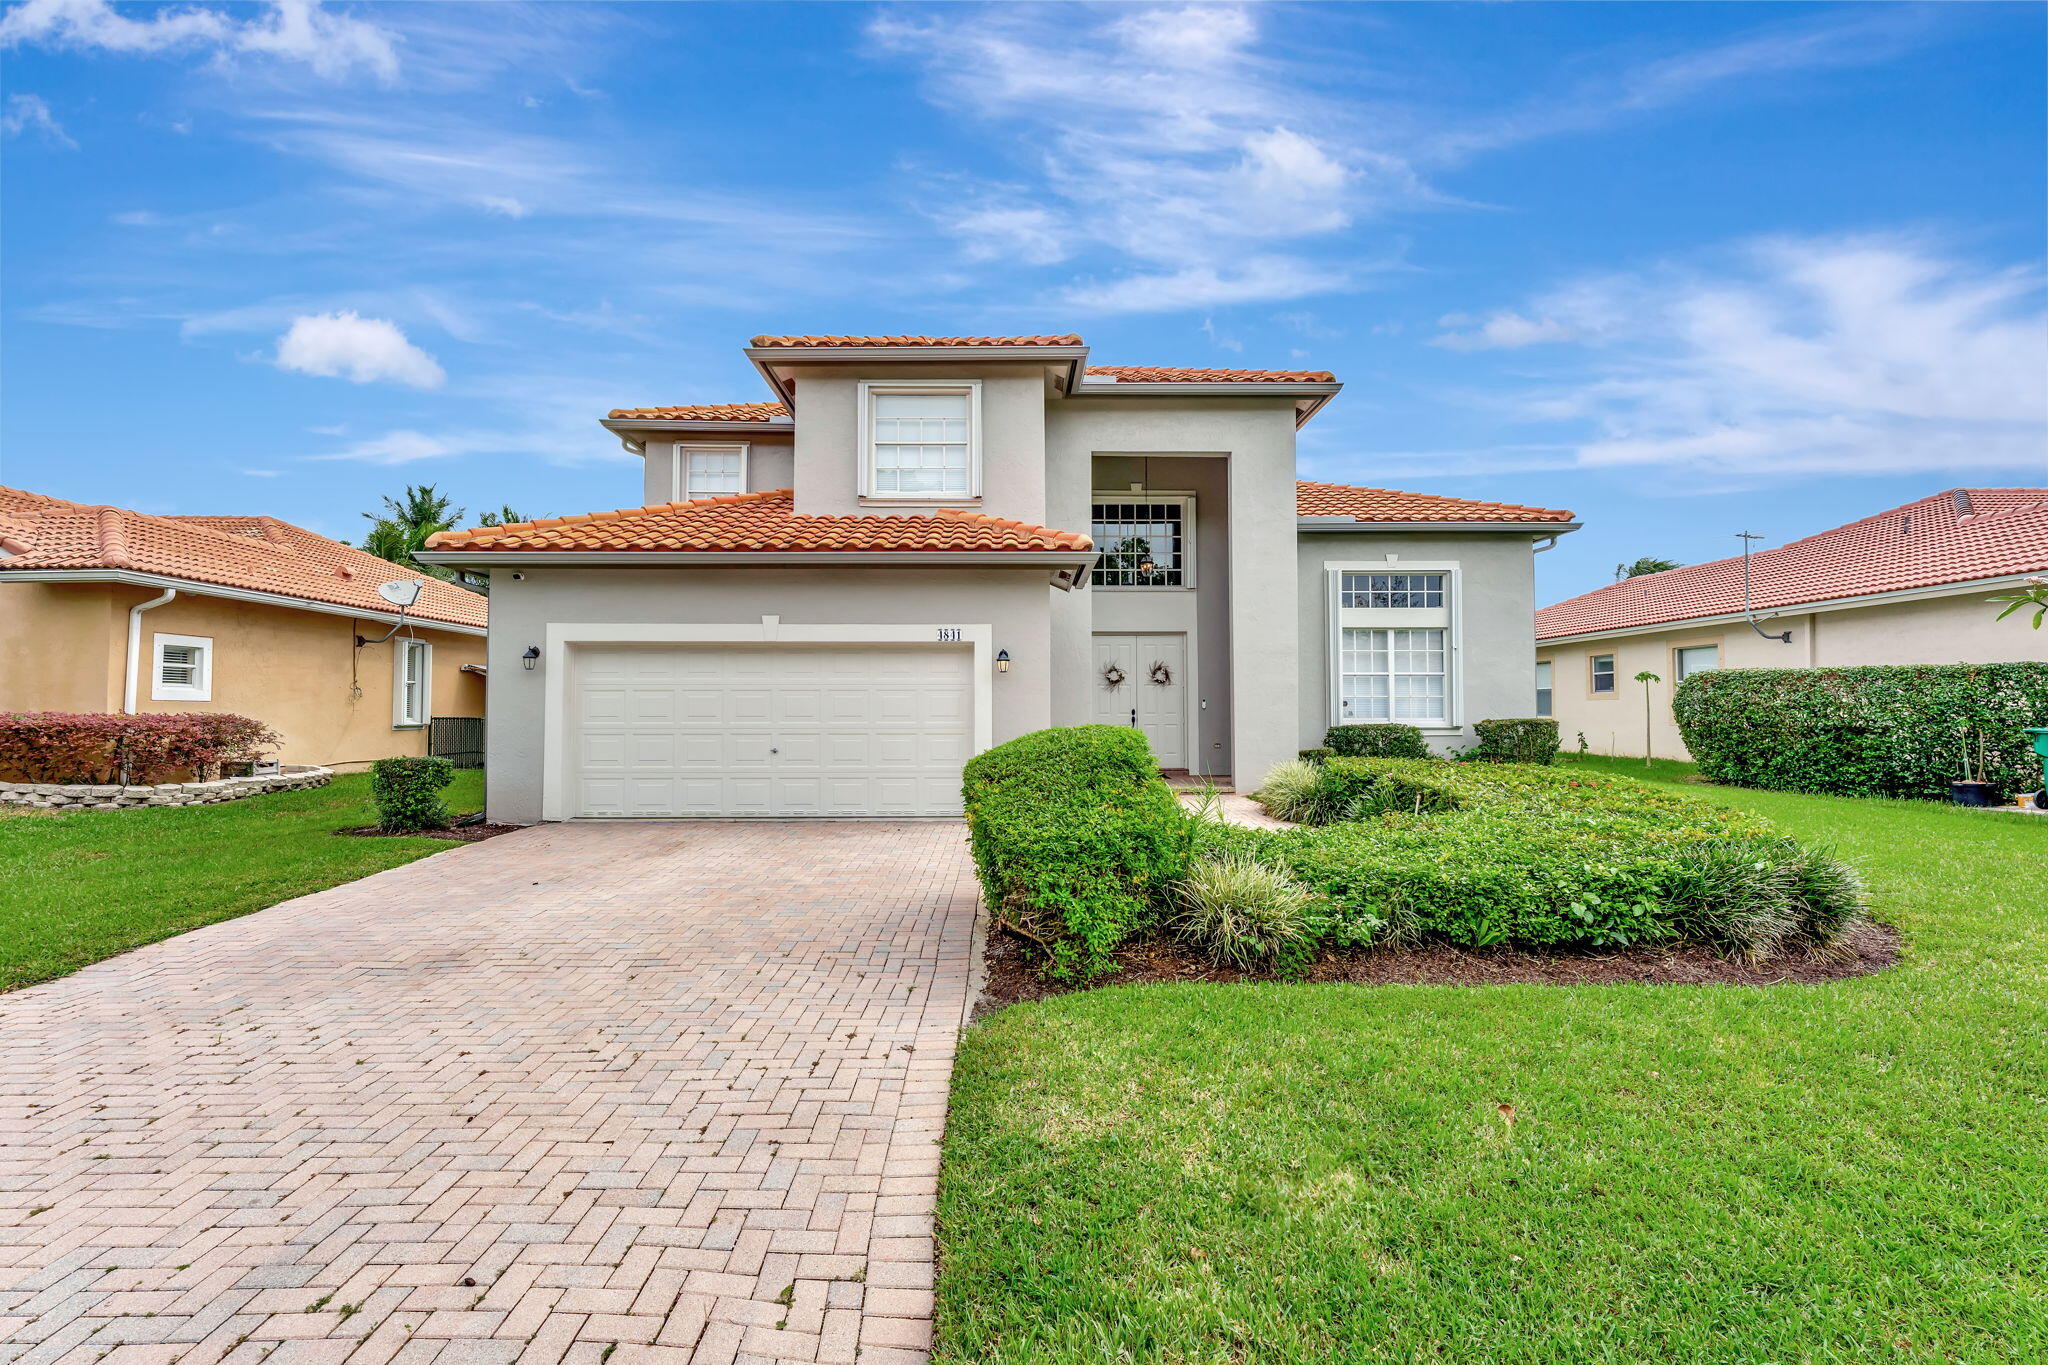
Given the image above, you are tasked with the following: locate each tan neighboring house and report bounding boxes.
[0,486,487,770]
[1536,488,2048,760]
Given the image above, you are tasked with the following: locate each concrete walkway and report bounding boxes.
[0,821,981,1365]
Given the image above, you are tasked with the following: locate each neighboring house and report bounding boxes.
[418,333,1576,823]
[0,486,487,770]
[1536,488,2048,760]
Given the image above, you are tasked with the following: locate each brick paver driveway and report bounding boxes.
[0,821,981,1365]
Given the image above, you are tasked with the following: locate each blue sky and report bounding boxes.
[3,0,2043,603]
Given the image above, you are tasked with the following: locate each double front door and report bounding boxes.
[1090,633,1189,770]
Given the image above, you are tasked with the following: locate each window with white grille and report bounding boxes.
[151,634,212,702]
[1340,628,1447,723]
[1090,500,1190,588]
[394,638,431,728]
[1340,572,1445,609]
[677,445,746,501]
[864,385,975,497]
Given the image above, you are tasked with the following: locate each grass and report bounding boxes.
[938,760,2048,1362]
[0,769,483,993]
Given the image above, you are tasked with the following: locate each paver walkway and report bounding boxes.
[0,821,981,1365]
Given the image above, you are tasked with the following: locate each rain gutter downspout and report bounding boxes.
[123,588,178,713]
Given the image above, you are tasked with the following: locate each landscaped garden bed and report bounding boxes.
[964,723,1877,998]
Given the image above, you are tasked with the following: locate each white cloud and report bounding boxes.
[0,0,398,81]
[1,93,75,147]
[307,429,465,465]
[1060,258,1351,314]
[1441,236,2048,479]
[945,203,1069,266]
[1432,311,1578,350]
[274,311,445,389]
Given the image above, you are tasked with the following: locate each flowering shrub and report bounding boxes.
[0,712,279,784]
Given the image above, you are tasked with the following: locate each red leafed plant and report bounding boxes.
[0,712,280,784]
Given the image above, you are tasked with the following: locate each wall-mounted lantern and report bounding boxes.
[995,649,1011,674]
[522,645,542,671]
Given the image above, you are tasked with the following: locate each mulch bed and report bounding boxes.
[334,821,521,843]
[974,920,1900,1018]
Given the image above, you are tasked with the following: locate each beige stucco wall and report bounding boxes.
[1540,584,2048,759]
[0,580,485,770]
[477,564,1059,825]
[640,434,795,506]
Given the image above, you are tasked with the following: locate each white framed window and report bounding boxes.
[1675,644,1720,681]
[672,443,748,502]
[1590,653,1616,694]
[1090,496,1194,589]
[151,633,213,702]
[393,638,432,728]
[1535,660,1553,717]
[1327,562,1458,728]
[859,381,979,500]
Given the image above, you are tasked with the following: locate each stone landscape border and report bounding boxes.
[0,764,331,811]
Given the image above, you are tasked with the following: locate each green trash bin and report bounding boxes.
[2026,728,2048,810]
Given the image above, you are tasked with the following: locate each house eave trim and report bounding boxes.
[416,549,1096,570]
[599,418,792,436]
[746,344,1091,408]
[1299,518,1582,535]
[1535,571,2047,646]
[0,569,488,636]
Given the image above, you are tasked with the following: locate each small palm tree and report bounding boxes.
[1634,670,1661,766]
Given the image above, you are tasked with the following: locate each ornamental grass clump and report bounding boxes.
[1170,855,1324,971]
[1251,759,1327,824]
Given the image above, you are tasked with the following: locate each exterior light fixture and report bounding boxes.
[522,646,541,671]
[996,649,1011,674]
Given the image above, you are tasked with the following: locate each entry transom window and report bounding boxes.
[1091,501,1188,588]
[865,385,975,498]
[1340,628,1447,723]
[394,638,432,728]
[152,633,213,702]
[678,445,746,501]
[1341,572,1445,609]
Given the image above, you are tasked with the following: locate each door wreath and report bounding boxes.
[1148,661,1174,686]
[1100,662,1128,690]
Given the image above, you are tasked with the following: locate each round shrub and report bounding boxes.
[1463,718,1560,765]
[1170,855,1324,970]
[1325,723,1431,760]
[372,755,456,832]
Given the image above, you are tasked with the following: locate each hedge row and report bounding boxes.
[0,711,278,784]
[1673,663,2048,800]
[961,725,1190,977]
[1231,758,1863,957]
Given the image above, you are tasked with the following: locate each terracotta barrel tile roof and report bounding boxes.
[0,485,487,629]
[1536,487,2048,641]
[607,401,791,422]
[751,334,1084,348]
[1297,480,1575,523]
[426,490,1093,554]
[1089,365,1336,383]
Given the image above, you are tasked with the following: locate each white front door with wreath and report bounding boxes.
[1090,633,1189,769]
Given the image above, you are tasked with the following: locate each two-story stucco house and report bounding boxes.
[419,334,1576,824]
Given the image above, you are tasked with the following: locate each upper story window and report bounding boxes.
[675,444,747,502]
[152,633,212,702]
[861,382,978,499]
[1340,572,1445,609]
[394,638,432,728]
[1091,499,1191,588]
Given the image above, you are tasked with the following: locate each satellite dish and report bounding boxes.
[376,579,424,608]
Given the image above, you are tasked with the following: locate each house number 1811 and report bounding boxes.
[936,627,962,643]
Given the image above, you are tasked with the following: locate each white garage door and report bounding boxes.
[571,644,973,817]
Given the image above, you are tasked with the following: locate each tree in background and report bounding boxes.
[1615,557,1683,580]
[356,487,531,595]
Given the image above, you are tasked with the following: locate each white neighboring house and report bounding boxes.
[419,333,1577,823]
[1536,488,2048,760]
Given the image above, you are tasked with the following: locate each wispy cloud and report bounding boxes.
[0,0,399,81]
[275,311,445,389]
[0,92,74,147]
[1428,235,2048,480]
[1432,311,1578,351]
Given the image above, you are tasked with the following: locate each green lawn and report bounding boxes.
[0,769,484,992]
[938,761,2048,1362]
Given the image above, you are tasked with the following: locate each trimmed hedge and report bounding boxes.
[1325,723,1431,760]
[962,725,1190,977]
[1673,663,2048,800]
[1463,717,1560,765]
[371,755,456,832]
[0,711,277,784]
[1225,758,1864,957]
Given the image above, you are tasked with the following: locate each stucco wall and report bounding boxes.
[479,565,1059,824]
[1047,396,1301,784]
[0,581,485,771]
[1540,584,2048,759]
[1295,531,1542,766]
[640,434,795,506]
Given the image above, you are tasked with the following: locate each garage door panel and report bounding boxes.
[573,643,972,817]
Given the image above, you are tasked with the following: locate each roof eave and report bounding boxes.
[1298,517,1580,535]
[417,548,1095,568]
[0,568,488,635]
[746,344,1093,409]
[599,418,793,437]
[1067,379,1343,426]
